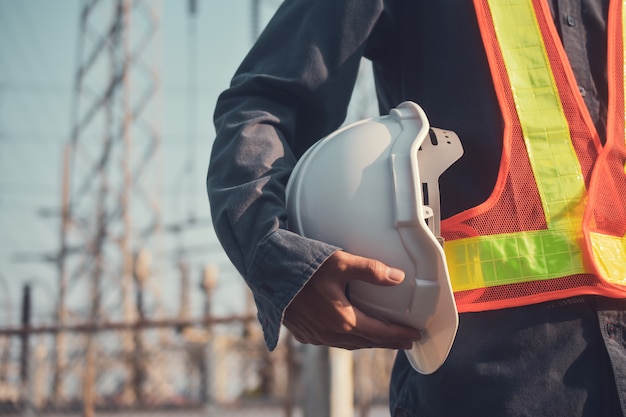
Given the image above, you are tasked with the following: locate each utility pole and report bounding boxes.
[51,145,70,404]
[251,0,261,42]
[19,284,33,417]
[132,249,151,404]
[200,265,218,409]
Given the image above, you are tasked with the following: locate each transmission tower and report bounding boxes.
[54,0,162,411]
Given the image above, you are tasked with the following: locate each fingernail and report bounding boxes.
[387,267,405,282]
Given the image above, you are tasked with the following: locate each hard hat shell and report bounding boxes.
[286,101,462,374]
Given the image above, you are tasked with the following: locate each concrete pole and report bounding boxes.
[301,345,354,417]
[330,348,354,417]
[302,345,330,417]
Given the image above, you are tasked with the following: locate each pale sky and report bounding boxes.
[0,0,284,325]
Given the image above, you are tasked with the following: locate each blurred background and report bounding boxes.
[0,0,390,416]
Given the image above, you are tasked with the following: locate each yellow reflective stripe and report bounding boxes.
[448,0,626,292]
[445,230,586,291]
[447,0,591,292]
[589,232,626,284]
[488,0,586,229]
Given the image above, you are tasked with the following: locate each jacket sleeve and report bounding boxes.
[206,0,386,350]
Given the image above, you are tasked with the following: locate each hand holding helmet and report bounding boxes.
[284,250,422,350]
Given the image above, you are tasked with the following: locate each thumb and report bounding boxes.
[342,253,406,286]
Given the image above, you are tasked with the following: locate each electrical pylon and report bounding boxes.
[54,0,162,411]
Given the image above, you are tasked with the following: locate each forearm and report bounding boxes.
[207,0,386,349]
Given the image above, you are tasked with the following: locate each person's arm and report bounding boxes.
[207,0,419,351]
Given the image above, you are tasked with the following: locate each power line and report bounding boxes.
[0,83,72,94]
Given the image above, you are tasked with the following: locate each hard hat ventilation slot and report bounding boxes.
[428,129,439,145]
[422,182,431,227]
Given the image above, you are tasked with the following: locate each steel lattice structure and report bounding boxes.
[55,0,162,411]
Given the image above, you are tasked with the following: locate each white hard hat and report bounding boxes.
[286,101,463,374]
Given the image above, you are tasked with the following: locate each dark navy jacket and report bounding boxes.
[207,1,624,415]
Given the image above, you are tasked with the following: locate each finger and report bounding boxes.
[328,301,421,345]
[322,337,414,351]
[290,321,415,351]
[309,325,417,351]
[348,307,421,346]
[288,299,420,349]
[338,252,406,287]
[325,329,417,351]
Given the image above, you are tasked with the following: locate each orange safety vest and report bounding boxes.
[442,0,626,313]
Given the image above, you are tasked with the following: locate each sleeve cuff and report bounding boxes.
[247,228,339,350]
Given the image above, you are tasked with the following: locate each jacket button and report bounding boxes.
[566,15,576,27]
[606,322,617,337]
